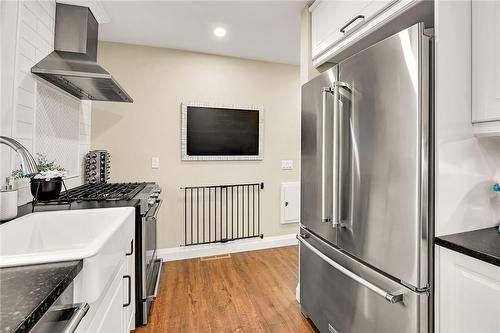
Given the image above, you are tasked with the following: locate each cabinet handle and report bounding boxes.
[340,15,365,33]
[123,275,132,307]
[126,239,133,256]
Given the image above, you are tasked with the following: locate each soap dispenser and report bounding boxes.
[0,177,18,221]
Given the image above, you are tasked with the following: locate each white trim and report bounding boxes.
[157,234,298,262]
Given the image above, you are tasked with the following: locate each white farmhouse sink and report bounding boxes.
[0,207,135,302]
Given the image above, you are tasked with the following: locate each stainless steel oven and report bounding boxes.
[136,186,162,326]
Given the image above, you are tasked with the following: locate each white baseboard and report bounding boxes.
[157,234,298,262]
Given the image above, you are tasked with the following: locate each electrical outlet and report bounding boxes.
[151,157,160,169]
[281,160,293,170]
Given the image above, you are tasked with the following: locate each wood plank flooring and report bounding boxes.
[133,246,318,333]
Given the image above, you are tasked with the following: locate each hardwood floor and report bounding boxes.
[133,246,318,333]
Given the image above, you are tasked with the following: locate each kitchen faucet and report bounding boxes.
[0,136,39,176]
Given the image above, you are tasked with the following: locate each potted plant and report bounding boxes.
[12,153,66,201]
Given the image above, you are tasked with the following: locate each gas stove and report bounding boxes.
[60,182,161,215]
[63,182,146,201]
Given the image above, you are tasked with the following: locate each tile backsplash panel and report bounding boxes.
[35,83,80,178]
[1,0,91,205]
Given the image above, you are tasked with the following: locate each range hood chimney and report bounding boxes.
[32,3,133,102]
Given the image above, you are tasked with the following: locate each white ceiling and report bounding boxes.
[98,1,306,65]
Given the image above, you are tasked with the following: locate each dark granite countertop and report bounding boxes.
[0,261,82,333]
[435,227,500,267]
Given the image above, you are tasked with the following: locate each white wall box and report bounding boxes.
[310,0,433,67]
[472,1,500,135]
[437,246,500,333]
[280,182,300,224]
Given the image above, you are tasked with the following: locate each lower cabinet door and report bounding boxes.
[90,262,125,333]
[124,237,135,332]
[438,247,500,333]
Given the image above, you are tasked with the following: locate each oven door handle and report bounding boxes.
[61,303,90,333]
[145,199,162,220]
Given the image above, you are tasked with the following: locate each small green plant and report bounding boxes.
[11,153,65,179]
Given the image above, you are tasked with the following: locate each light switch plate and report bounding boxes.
[281,160,293,170]
[151,157,160,169]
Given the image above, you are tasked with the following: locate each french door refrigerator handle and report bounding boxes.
[332,83,341,227]
[333,81,352,229]
[321,87,333,224]
[297,234,404,304]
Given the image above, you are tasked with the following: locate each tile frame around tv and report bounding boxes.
[180,102,264,161]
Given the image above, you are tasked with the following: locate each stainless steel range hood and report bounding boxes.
[32,3,133,102]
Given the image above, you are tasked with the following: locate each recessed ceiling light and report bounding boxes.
[213,27,226,37]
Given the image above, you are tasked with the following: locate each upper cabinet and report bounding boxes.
[472,1,500,135]
[310,0,434,67]
[310,0,393,60]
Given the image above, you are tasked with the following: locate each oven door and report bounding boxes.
[144,210,159,276]
[141,199,162,324]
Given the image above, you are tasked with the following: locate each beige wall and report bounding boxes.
[91,42,301,248]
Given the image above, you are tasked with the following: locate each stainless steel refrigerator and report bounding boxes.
[299,23,433,333]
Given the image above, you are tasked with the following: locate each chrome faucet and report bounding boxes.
[0,136,39,176]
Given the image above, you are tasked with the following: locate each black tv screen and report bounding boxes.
[185,106,260,158]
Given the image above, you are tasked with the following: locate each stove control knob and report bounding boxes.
[147,198,156,206]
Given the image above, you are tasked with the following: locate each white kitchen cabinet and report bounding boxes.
[437,246,500,333]
[75,216,135,333]
[90,261,126,333]
[472,1,500,134]
[310,0,394,61]
[124,237,135,331]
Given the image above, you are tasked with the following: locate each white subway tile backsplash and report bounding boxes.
[18,38,36,62]
[18,53,34,74]
[16,104,35,124]
[21,3,37,31]
[15,121,34,140]
[17,88,35,109]
[20,21,43,52]
[38,0,56,20]
[36,18,53,45]
[17,71,35,93]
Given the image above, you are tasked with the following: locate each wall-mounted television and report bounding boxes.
[181,103,263,161]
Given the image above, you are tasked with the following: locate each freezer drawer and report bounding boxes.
[299,229,428,333]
